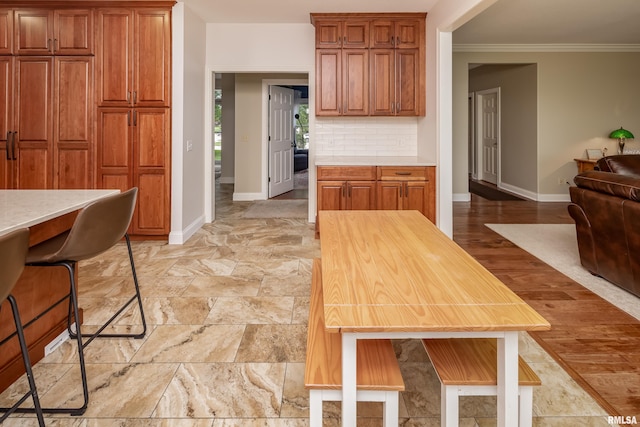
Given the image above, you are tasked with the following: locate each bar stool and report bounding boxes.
[0,228,45,426]
[21,187,147,415]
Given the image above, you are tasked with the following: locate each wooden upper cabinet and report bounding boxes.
[342,49,368,115]
[314,19,369,48]
[371,19,422,48]
[54,9,94,55]
[0,10,13,55]
[134,9,171,107]
[13,9,93,55]
[97,8,170,108]
[14,9,53,55]
[312,13,425,117]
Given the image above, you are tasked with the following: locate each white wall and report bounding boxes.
[170,1,207,244]
[453,50,640,202]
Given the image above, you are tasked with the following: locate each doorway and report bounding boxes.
[474,88,500,185]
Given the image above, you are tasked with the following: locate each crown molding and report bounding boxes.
[453,43,640,53]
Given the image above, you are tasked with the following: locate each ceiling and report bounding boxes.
[184,0,640,46]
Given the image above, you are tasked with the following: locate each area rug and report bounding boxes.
[242,199,307,219]
[469,179,524,201]
[486,223,640,320]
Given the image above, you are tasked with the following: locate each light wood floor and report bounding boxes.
[453,195,640,416]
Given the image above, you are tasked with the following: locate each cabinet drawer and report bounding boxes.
[377,166,429,180]
[317,166,376,180]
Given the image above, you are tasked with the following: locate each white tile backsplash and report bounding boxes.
[314,117,418,156]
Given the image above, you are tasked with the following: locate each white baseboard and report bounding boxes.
[169,214,206,245]
[453,192,471,202]
[233,192,266,201]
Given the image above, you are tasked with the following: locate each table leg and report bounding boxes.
[496,331,519,427]
[342,333,357,426]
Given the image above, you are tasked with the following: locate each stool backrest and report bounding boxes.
[51,188,138,262]
[0,228,30,304]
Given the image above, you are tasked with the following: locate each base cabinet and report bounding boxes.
[317,165,436,224]
[377,166,436,221]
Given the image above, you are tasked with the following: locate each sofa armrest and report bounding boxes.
[574,171,640,201]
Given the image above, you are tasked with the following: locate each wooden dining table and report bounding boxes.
[318,210,551,427]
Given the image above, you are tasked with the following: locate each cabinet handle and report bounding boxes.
[396,36,400,46]
[133,91,137,104]
[127,91,131,103]
[53,38,58,52]
[399,183,402,198]
[11,131,17,160]
[395,171,412,176]
[342,183,346,197]
[133,110,137,126]
[348,183,352,197]
[127,111,131,126]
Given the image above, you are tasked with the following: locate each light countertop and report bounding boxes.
[0,189,120,234]
[314,155,436,166]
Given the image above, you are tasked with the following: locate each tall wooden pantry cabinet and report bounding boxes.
[0,1,174,237]
[96,7,172,236]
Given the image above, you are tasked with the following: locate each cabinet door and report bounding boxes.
[315,49,341,116]
[314,21,342,48]
[0,9,13,55]
[346,181,376,210]
[377,181,402,210]
[134,9,171,107]
[15,56,53,189]
[342,21,369,48]
[370,49,394,116]
[97,9,133,106]
[317,180,346,211]
[342,49,369,116]
[395,49,420,116]
[404,181,429,214]
[54,9,93,55]
[14,10,54,55]
[132,108,170,235]
[394,19,422,48]
[97,107,132,191]
[0,56,13,188]
[370,20,395,48]
[54,56,93,189]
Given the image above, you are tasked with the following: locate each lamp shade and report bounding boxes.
[609,127,635,140]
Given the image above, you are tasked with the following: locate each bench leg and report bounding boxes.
[309,390,322,427]
[441,384,460,427]
[519,386,533,427]
[382,391,399,427]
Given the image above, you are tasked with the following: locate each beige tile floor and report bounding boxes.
[0,183,614,426]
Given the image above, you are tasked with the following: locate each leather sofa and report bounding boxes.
[568,155,640,297]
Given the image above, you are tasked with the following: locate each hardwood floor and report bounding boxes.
[453,195,640,416]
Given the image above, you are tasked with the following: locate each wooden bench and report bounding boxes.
[422,338,541,427]
[305,258,404,427]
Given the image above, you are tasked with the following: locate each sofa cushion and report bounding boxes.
[574,171,640,202]
[596,154,640,177]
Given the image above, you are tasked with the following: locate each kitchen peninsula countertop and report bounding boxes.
[314,155,436,167]
[0,189,119,234]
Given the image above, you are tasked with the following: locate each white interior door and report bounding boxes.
[477,88,500,185]
[268,85,294,198]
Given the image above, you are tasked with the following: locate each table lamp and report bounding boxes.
[609,127,634,155]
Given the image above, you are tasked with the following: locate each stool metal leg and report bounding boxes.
[69,235,147,344]
[0,295,46,426]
